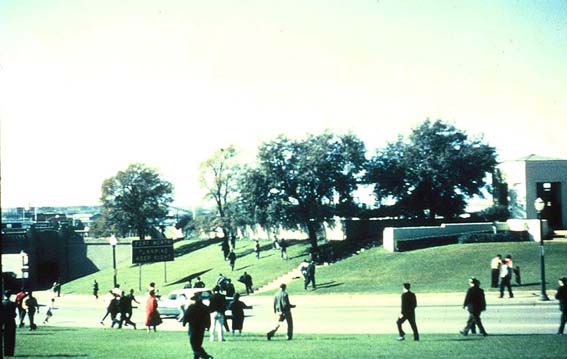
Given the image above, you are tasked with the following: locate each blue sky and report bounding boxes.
[1,0,566,208]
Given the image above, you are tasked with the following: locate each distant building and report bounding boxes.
[497,155,567,229]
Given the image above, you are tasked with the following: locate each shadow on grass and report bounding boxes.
[174,238,223,258]
[166,268,213,287]
[16,355,88,358]
[435,333,557,342]
[235,265,253,272]
[314,281,343,289]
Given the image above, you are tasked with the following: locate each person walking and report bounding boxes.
[145,290,162,332]
[279,239,288,260]
[228,293,248,335]
[254,240,261,259]
[396,282,419,341]
[228,250,237,272]
[1,290,17,357]
[239,272,254,295]
[499,257,514,298]
[24,291,39,331]
[460,277,488,337]
[490,254,502,288]
[14,290,27,328]
[555,276,567,335]
[267,283,295,341]
[208,286,226,342]
[183,292,213,359]
[93,280,99,299]
[225,279,235,298]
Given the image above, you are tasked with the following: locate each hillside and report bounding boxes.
[62,238,567,296]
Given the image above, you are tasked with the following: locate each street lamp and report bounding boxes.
[534,198,549,301]
[109,234,118,288]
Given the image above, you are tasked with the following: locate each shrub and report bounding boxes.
[458,231,529,244]
[396,235,459,252]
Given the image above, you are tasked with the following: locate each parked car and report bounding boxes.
[158,288,212,318]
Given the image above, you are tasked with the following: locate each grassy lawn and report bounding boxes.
[291,241,567,294]
[13,327,566,359]
[63,238,313,296]
[63,238,567,297]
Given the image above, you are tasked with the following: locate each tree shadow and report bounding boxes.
[16,355,88,358]
[313,281,343,289]
[174,238,223,258]
[235,265,253,272]
[166,268,213,287]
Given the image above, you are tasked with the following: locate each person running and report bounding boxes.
[119,289,139,329]
[267,284,295,341]
[460,277,488,337]
[304,260,316,290]
[208,286,226,342]
[238,272,254,295]
[279,238,288,260]
[43,298,55,324]
[228,250,237,272]
[555,276,567,335]
[396,282,419,341]
[100,290,114,325]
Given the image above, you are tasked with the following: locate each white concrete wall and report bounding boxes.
[383,220,550,252]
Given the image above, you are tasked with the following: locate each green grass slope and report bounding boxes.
[63,238,567,296]
[286,240,567,294]
[63,238,312,295]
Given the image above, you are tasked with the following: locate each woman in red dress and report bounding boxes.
[145,290,162,332]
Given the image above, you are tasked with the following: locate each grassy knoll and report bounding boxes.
[288,241,567,294]
[14,327,566,359]
[63,238,567,296]
[63,238,313,295]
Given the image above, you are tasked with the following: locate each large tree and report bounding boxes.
[100,163,174,239]
[367,119,497,219]
[244,132,367,249]
[198,145,241,240]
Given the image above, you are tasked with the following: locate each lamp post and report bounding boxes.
[534,197,549,301]
[109,234,118,288]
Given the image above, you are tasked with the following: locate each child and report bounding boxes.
[43,298,55,324]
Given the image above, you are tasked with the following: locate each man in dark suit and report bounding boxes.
[267,283,295,340]
[460,277,488,337]
[183,293,213,359]
[555,276,567,335]
[396,282,419,341]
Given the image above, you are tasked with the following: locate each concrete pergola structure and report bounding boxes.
[498,155,567,230]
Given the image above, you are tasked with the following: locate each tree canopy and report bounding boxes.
[240,132,367,249]
[100,163,174,239]
[366,119,497,219]
[198,145,241,240]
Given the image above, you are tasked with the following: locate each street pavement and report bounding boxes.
[31,287,561,336]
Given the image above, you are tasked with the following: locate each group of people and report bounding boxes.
[490,254,519,298]
[1,289,54,357]
[394,274,567,342]
[99,284,140,330]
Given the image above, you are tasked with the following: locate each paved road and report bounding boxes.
[31,288,560,335]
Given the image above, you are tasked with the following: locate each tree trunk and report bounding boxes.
[307,221,318,250]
